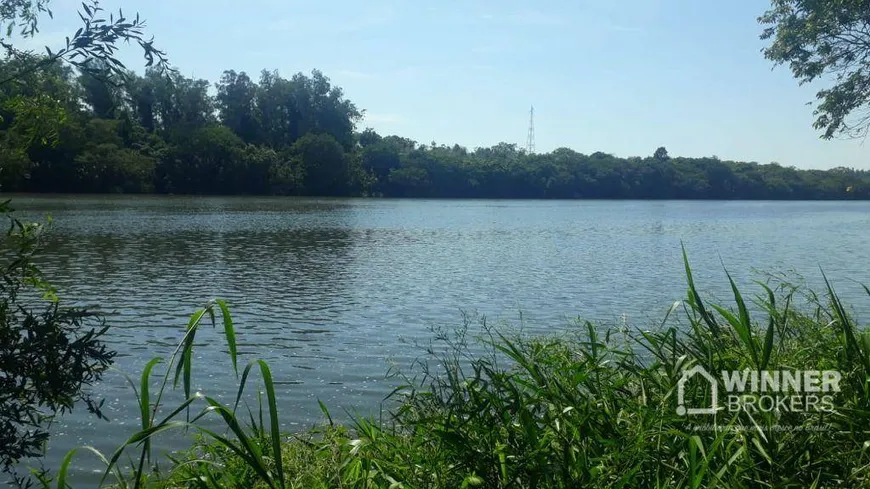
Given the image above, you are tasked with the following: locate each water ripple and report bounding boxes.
[6,196,870,486]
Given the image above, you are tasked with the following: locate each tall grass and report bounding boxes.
[36,249,870,488]
[33,299,288,489]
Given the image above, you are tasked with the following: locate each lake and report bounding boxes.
[8,195,870,485]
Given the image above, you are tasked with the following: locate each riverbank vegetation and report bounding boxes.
[3,0,870,486]
[0,1,160,479]
[34,250,870,488]
[2,0,870,200]
[0,200,114,482]
[1,59,869,199]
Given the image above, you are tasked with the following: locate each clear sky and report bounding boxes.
[19,0,869,169]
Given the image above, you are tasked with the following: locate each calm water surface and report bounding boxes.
[8,196,870,485]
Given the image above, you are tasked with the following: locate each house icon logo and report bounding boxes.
[677,365,718,416]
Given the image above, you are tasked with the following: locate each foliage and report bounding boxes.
[291,132,352,196]
[0,54,867,198]
[0,0,171,198]
[28,298,288,489]
[0,2,165,470]
[760,0,870,139]
[0,56,75,159]
[0,0,169,86]
[654,146,670,161]
[41,252,870,488]
[0,200,114,476]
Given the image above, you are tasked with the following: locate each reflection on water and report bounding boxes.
[7,195,870,486]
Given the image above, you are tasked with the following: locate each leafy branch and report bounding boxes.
[0,0,170,86]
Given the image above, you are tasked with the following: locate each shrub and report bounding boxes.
[0,200,114,477]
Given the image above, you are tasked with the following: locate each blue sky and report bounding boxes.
[19,0,869,169]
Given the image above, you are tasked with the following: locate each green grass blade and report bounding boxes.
[183,346,193,401]
[724,269,751,330]
[174,307,207,393]
[139,357,163,462]
[256,359,285,489]
[216,299,238,376]
[759,283,777,370]
[126,421,191,445]
[723,268,759,368]
[139,360,162,422]
[319,399,334,426]
[83,446,125,489]
[56,448,77,489]
[861,332,870,370]
[751,436,772,464]
[659,300,682,330]
[822,269,870,374]
[198,425,275,487]
[201,399,278,489]
[154,392,204,427]
[101,421,191,487]
[204,400,264,461]
[113,367,144,418]
[233,360,258,416]
[681,243,720,337]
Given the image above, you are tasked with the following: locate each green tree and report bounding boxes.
[73,119,156,192]
[216,70,259,144]
[388,166,430,197]
[0,201,114,474]
[0,57,80,191]
[255,69,362,150]
[654,146,670,162]
[268,149,304,195]
[292,132,350,196]
[361,138,401,181]
[149,71,214,136]
[126,70,156,132]
[157,125,245,194]
[0,56,77,147]
[760,0,870,139]
[77,60,119,119]
[298,69,363,149]
[358,127,381,148]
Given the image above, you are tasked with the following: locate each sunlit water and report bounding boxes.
[7,195,870,486]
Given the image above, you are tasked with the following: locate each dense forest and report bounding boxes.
[0,57,867,199]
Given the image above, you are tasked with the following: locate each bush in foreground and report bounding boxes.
[39,248,870,488]
[0,201,113,479]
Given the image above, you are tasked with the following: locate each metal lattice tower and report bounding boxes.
[526,106,535,154]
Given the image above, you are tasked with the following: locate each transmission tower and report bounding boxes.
[526,105,535,154]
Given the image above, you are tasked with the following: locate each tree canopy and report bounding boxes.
[654,147,670,162]
[0,58,866,199]
[760,0,870,139]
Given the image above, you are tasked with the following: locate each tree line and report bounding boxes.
[0,57,868,199]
